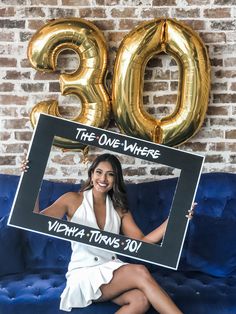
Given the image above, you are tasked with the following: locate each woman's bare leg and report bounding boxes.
[112,289,150,314]
[99,264,182,314]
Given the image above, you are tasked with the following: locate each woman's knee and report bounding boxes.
[126,289,150,313]
[135,290,150,312]
[125,264,150,277]
[130,264,152,281]
[122,264,154,290]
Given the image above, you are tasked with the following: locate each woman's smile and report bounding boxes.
[97,182,108,187]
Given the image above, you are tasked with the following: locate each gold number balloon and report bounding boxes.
[112,18,211,146]
[28,18,210,150]
[28,18,110,152]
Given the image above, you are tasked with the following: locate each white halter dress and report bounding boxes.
[60,189,126,312]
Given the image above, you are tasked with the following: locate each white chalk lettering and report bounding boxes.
[124,239,142,253]
[89,230,120,249]
[75,128,160,160]
[75,128,96,142]
[123,140,160,159]
[48,220,59,231]
[56,224,79,237]
[48,220,85,238]
[98,133,121,148]
[75,128,87,139]
[89,230,100,242]
[48,222,142,253]
[74,229,86,238]
[123,140,137,153]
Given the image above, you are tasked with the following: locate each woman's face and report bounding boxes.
[91,161,115,194]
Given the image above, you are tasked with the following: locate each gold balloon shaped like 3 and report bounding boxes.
[112,18,211,146]
[28,18,110,152]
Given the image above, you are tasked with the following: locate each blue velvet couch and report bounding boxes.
[1,172,236,314]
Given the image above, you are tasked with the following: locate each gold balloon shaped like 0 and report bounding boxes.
[28,18,110,151]
[112,18,211,146]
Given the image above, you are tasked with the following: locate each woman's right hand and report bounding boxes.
[20,150,29,172]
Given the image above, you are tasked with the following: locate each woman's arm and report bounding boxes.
[120,211,167,244]
[33,194,40,213]
[33,192,69,219]
[34,192,82,220]
[21,154,81,220]
[37,194,69,219]
[120,205,195,244]
[142,219,168,243]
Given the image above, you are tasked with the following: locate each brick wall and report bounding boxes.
[0,0,236,184]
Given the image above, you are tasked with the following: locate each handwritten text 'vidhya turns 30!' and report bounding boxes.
[48,220,142,254]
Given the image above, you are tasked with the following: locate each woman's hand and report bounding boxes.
[185,202,197,219]
[20,150,29,172]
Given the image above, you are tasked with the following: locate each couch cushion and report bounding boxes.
[0,215,25,276]
[0,271,66,314]
[186,214,236,277]
[0,174,20,219]
[195,172,236,219]
[20,178,80,271]
[127,178,177,234]
[152,267,236,314]
[22,230,71,271]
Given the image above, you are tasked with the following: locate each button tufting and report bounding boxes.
[34,289,41,297]
[41,274,49,280]
[94,257,98,261]
[9,294,15,299]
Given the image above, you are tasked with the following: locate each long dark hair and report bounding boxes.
[80,154,129,213]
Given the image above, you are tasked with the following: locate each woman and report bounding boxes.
[23,153,190,313]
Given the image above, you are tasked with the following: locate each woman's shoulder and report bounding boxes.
[60,191,83,202]
[116,207,130,219]
[60,191,84,219]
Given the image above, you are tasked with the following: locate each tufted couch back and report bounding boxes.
[0,174,78,277]
[1,172,236,279]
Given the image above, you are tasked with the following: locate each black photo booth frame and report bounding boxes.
[8,114,204,269]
